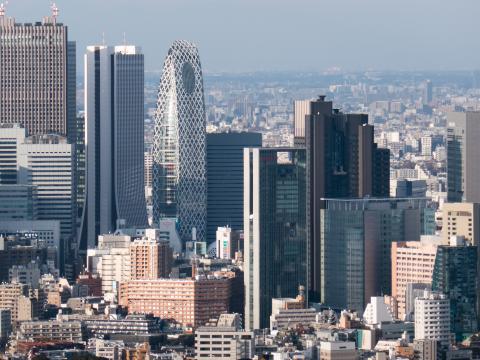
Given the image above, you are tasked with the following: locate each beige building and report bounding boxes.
[0,283,29,323]
[119,278,231,328]
[18,320,82,343]
[319,341,357,360]
[442,202,480,245]
[391,237,440,320]
[195,313,254,360]
[129,239,172,280]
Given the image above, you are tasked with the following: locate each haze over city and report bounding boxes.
[6,0,480,72]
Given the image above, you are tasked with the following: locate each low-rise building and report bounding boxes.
[18,319,83,342]
[195,313,254,360]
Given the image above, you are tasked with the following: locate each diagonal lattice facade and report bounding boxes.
[153,40,207,242]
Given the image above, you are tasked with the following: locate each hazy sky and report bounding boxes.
[5,0,480,73]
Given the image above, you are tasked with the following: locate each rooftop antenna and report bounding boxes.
[0,1,8,17]
[51,2,59,20]
[123,32,127,46]
[102,32,106,46]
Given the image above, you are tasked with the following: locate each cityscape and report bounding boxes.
[1,1,480,360]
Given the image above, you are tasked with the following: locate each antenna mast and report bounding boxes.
[0,1,8,17]
[51,2,59,22]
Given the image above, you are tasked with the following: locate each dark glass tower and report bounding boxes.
[302,96,390,301]
[206,132,262,243]
[432,240,478,341]
[244,148,307,330]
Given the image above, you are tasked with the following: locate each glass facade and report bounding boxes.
[153,40,207,242]
[244,148,307,330]
[320,198,434,312]
[432,245,478,341]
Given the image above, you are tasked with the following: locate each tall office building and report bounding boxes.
[293,100,311,147]
[244,148,307,330]
[81,45,147,251]
[447,111,480,203]
[17,134,76,268]
[302,96,390,301]
[0,124,25,185]
[319,198,433,312]
[423,80,433,105]
[0,6,76,139]
[153,40,207,242]
[432,236,478,341]
[206,132,262,243]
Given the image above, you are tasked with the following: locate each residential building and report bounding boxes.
[81,45,147,252]
[129,238,172,279]
[318,341,357,360]
[153,40,207,242]
[415,291,451,344]
[86,234,131,295]
[195,313,254,360]
[0,282,28,323]
[119,277,230,328]
[441,203,480,246]
[244,147,307,330]
[83,314,162,339]
[391,237,440,320]
[206,132,262,243]
[18,320,83,343]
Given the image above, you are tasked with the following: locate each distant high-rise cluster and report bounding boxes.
[2,4,480,359]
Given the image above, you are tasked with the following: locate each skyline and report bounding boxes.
[4,0,480,73]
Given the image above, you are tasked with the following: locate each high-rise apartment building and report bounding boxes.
[153,40,207,242]
[129,238,172,280]
[432,236,478,341]
[319,198,433,312]
[415,291,451,344]
[86,234,131,295]
[206,132,262,243]
[244,148,307,330]
[447,112,480,203]
[391,238,440,320]
[81,45,147,251]
[119,278,231,328]
[0,8,76,139]
[442,202,480,246]
[300,96,390,302]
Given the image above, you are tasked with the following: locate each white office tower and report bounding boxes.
[81,45,147,251]
[17,134,75,265]
[153,40,207,243]
[414,290,451,344]
[363,297,395,325]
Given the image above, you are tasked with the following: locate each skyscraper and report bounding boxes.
[206,132,262,243]
[303,96,390,301]
[447,111,480,203]
[319,198,433,312]
[0,6,76,139]
[244,147,307,330]
[432,236,478,341]
[80,45,147,251]
[423,80,433,105]
[153,40,207,243]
